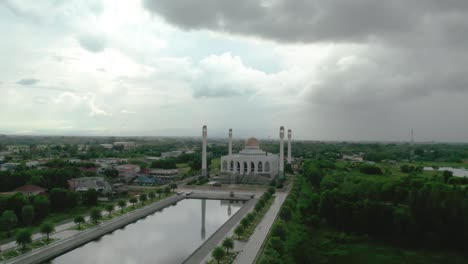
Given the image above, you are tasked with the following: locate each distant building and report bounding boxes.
[68,177,112,193]
[99,144,113,149]
[133,175,163,185]
[148,169,179,179]
[116,164,141,182]
[161,151,182,158]
[25,160,41,167]
[1,163,19,171]
[113,142,137,149]
[14,185,46,196]
[342,154,364,162]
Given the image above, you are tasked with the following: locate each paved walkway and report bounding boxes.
[233,192,288,264]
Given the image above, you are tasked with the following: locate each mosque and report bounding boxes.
[220,136,280,178]
[201,125,292,183]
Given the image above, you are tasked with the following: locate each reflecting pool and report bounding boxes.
[50,199,242,264]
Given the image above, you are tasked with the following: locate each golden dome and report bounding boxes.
[246,137,259,147]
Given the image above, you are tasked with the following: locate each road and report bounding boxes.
[182,198,257,264]
[233,192,288,264]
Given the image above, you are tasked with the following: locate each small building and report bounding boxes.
[68,177,112,193]
[133,175,163,186]
[116,164,141,182]
[14,185,46,196]
[161,151,183,158]
[99,144,113,149]
[148,169,179,179]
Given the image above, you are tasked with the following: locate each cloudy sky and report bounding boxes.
[1,0,468,141]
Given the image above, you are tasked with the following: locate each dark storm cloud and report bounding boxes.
[78,34,107,53]
[17,78,40,86]
[144,0,468,107]
[142,0,468,43]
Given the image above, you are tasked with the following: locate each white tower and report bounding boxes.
[202,125,207,177]
[287,129,292,164]
[201,199,206,239]
[279,126,285,177]
[228,128,232,155]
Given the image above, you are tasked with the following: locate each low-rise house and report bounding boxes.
[68,177,112,193]
[14,185,46,196]
[26,160,41,167]
[99,144,113,149]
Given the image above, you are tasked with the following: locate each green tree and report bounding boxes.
[118,200,126,213]
[170,183,177,190]
[156,188,163,198]
[90,208,101,224]
[139,194,148,205]
[269,236,285,255]
[240,217,250,228]
[1,210,18,237]
[130,197,137,208]
[164,186,171,195]
[15,228,32,250]
[105,204,114,218]
[21,205,34,226]
[74,215,85,230]
[212,246,225,264]
[234,225,244,238]
[279,206,292,222]
[148,191,156,201]
[271,221,287,241]
[33,195,50,221]
[82,189,98,206]
[222,237,234,254]
[40,221,55,242]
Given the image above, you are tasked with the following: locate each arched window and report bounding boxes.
[250,162,255,173]
[222,160,227,171]
[236,162,241,172]
[265,162,270,172]
[230,161,234,171]
[243,162,248,173]
[258,162,263,172]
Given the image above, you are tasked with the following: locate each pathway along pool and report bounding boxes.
[48,199,242,264]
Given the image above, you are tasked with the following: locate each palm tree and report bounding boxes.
[105,204,114,218]
[118,200,126,213]
[90,208,101,224]
[234,225,244,239]
[74,215,85,230]
[156,188,163,198]
[212,246,225,264]
[40,221,55,243]
[129,197,137,208]
[15,229,32,250]
[222,237,234,254]
[139,194,147,205]
[148,191,156,201]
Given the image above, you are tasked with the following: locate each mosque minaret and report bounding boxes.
[201,125,207,177]
[228,128,232,155]
[279,126,285,176]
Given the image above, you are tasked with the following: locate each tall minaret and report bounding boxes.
[279,126,285,177]
[202,125,207,177]
[228,128,232,155]
[287,129,292,164]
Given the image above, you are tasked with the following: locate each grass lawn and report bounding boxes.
[210,158,220,175]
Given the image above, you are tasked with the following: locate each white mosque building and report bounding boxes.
[201,126,292,182]
[220,136,280,178]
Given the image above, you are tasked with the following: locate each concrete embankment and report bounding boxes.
[182,198,257,264]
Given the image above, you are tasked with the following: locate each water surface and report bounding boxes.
[50,199,242,264]
[423,166,468,177]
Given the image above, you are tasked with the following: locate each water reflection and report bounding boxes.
[50,199,242,264]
